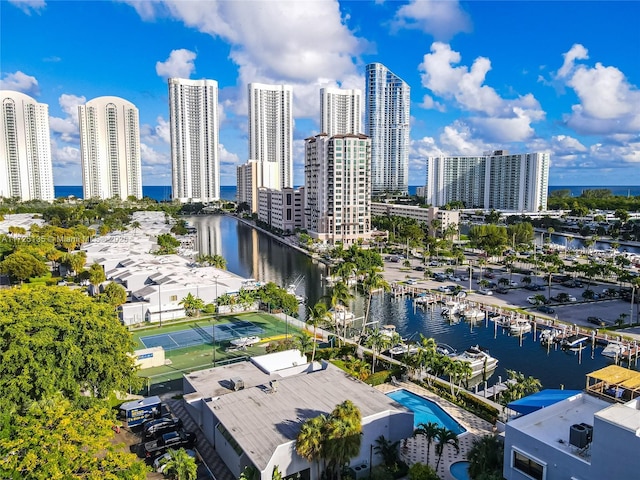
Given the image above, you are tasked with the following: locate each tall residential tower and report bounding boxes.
[78,96,142,200]
[365,63,410,197]
[320,87,362,137]
[248,83,293,190]
[169,78,220,203]
[0,90,54,201]
[426,151,550,211]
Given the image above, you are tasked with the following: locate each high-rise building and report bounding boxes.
[426,151,550,211]
[320,87,362,137]
[78,96,142,200]
[365,63,410,197]
[236,159,279,214]
[0,90,54,201]
[304,134,371,245]
[248,83,293,190]
[169,78,220,203]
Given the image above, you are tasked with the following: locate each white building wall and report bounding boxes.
[169,78,220,203]
[78,96,142,200]
[320,87,362,137]
[365,63,410,196]
[0,90,54,201]
[248,83,293,190]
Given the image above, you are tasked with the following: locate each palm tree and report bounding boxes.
[467,435,504,480]
[414,421,439,466]
[361,267,390,337]
[295,331,314,357]
[237,288,256,311]
[307,302,332,363]
[330,281,355,343]
[365,329,391,374]
[179,293,205,317]
[345,357,371,381]
[296,415,327,480]
[325,401,362,480]
[162,448,198,480]
[434,427,460,471]
[373,435,400,468]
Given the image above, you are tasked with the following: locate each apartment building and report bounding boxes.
[257,187,304,234]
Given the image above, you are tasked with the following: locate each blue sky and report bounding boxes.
[2,0,639,187]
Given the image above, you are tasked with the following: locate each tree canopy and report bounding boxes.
[0,287,142,410]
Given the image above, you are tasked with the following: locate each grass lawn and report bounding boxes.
[132,311,302,384]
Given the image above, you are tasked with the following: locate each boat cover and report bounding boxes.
[507,389,582,415]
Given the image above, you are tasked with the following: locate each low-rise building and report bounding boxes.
[182,350,414,480]
[257,187,304,234]
[371,203,459,236]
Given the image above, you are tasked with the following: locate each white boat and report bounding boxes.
[540,327,563,345]
[388,343,419,356]
[436,343,457,356]
[602,342,627,359]
[461,307,484,319]
[451,345,498,377]
[561,334,589,351]
[230,336,260,347]
[380,324,397,338]
[509,319,532,335]
[441,301,462,317]
[330,305,355,326]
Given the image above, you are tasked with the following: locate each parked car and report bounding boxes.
[142,416,183,441]
[496,287,509,294]
[527,296,540,305]
[448,275,461,282]
[153,448,197,473]
[437,285,455,294]
[413,266,425,272]
[478,288,493,295]
[484,272,495,279]
[587,316,608,327]
[140,430,197,459]
[537,305,555,314]
[406,279,417,285]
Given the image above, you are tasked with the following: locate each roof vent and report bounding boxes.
[230,377,244,391]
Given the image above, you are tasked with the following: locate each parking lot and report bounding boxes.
[382,257,639,335]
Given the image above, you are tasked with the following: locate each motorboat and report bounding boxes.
[561,334,589,351]
[602,342,627,359]
[230,336,260,347]
[388,343,420,356]
[509,319,532,336]
[461,307,484,319]
[329,305,355,326]
[540,327,563,345]
[441,301,462,317]
[451,345,498,377]
[380,325,398,338]
[436,343,457,356]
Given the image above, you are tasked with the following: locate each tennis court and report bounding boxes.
[140,320,265,351]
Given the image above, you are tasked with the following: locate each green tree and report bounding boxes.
[88,262,106,293]
[373,435,400,468]
[414,421,439,467]
[296,415,327,480]
[365,329,391,374]
[156,233,180,254]
[179,293,205,317]
[0,287,141,409]
[407,462,439,480]
[307,302,332,363]
[101,282,128,307]
[0,395,148,479]
[434,427,460,471]
[467,435,504,480]
[0,251,48,283]
[163,448,198,480]
[324,400,362,480]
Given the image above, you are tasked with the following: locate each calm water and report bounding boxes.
[188,215,636,391]
[387,389,466,433]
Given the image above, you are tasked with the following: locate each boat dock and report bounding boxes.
[474,377,518,401]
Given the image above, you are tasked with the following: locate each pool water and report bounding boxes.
[450,461,471,480]
[386,389,466,435]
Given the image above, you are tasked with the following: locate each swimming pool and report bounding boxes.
[450,461,471,480]
[387,389,466,435]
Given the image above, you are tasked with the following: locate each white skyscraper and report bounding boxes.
[0,90,54,201]
[78,96,142,200]
[248,83,293,190]
[365,63,410,196]
[304,134,371,245]
[169,78,220,203]
[320,87,362,137]
[427,151,550,211]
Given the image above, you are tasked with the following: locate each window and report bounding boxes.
[513,450,545,480]
[170,295,178,302]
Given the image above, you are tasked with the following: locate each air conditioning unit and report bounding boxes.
[579,423,593,443]
[569,423,589,448]
[230,377,244,391]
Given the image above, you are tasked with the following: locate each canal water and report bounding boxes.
[188,215,637,391]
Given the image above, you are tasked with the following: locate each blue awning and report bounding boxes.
[507,389,582,415]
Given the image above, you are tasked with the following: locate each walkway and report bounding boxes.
[376,380,495,480]
[166,399,235,480]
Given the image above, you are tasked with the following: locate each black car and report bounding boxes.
[142,416,183,441]
[141,430,197,459]
[587,316,608,327]
[537,305,555,314]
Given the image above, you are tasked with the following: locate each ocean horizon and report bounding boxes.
[54,184,640,203]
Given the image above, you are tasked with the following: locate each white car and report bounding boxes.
[437,285,455,294]
[449,276,461,282]
[509,281,519,287]
[478,288,493,295]
[527,295,538,305]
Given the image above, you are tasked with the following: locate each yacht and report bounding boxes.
[509,319,532,336]
[601,341,627,359]
[451,345,498,377]
[540,327,563,345]
[561,334,589,351]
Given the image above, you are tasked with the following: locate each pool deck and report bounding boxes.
[376,381,495,480]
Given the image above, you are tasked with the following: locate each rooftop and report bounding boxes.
[508,392,610,461]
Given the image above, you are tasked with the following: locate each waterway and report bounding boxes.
[187,214,638,391]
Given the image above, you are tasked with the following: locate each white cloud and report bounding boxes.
[392,0,471,41]
[156,49,197,79]
[554,44,640,136]
[419,94,445,112]
[419,42,545,142]
[126,0,366,119]
[0,71,40,96]
[49,94,85,142]
[439,123,492,156]
[141,116,170,145]
[8,0,45,15]
[551,135,587,155]
[140,143,170,166]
